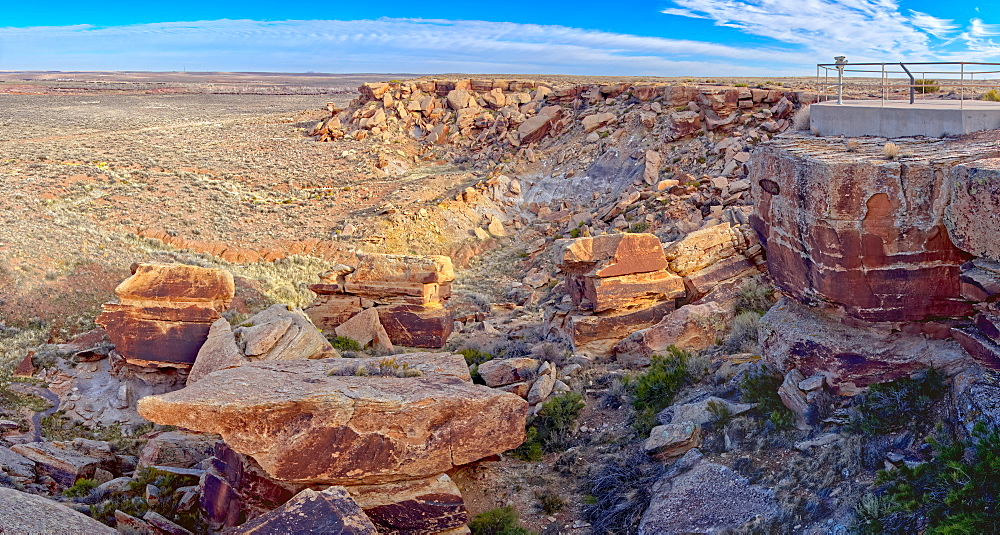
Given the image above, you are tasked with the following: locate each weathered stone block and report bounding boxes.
[377,304,453,348]
[138,360,527,485]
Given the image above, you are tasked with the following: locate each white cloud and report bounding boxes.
[0,18,812,74]
[969,18,1000,37]
[663,0,1000,64]
[666,0,933,60]
[660,8,710,19]
[909,10,958,39]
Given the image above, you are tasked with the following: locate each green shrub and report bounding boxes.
[468,506,534,535]
[707,399,733,426]
[627,346,691,433]
[90,466,205,531]
[568,228,582,238]
[739,363,794,428]
[981,89,1000,102]
[510,391,586,459]
[64,478,98,498]
[855,423,1000,534]
[848,369,946,435]
[510,426,543,462]
[914,79,939,93]
[535,489,565,514]
[458,348,493,384]
[535,391,586,452]
[329,336,361,352]
[627,222,650,233]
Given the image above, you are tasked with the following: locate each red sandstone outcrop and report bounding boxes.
[749,135,1000,323]
[96,263,234,367]
[750,134,1000,376]
[759,298,971,393]
[137,359,526,486]
[945,158,1000,262]
[550,233,684,354]
[306,254,455,348]
[231,487,378,535]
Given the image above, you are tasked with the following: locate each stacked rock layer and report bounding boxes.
[306,253,455,348]
[96,263,234,367]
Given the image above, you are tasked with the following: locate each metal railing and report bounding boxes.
[816,61,1000,108]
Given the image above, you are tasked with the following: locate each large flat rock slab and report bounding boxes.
[138,359,526,485]
[0,487,116,533]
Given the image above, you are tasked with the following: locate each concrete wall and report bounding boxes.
[811,101,1000,138]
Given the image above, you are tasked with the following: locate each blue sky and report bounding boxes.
[1,1,998,75]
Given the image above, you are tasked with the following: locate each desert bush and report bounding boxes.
[855,423,1000,534]
[734,276,774,315]
[511,391,585,459]
[600,377,629,410]
[627,346,691,433]
[468,506,533,535]
[487,338,531,360]
[535,488,566,514]
[535,391,586,452]
[63,478,98,498]
[90,466,205,531]
[627,222,649,233]
[707,399,734,426]
[914,79,939,93]
[531,342,569,365]
[328,335,361,352]
[510,426,543,462]
[739,363,794,428]
[724,311,761,354]
[982,89,1000,102]
[584,451,665,535]
[848,368,946,435]
[792,105,811,131]
[458,348,493,384]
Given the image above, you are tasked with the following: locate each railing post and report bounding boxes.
[835,56,847,105]
[899,63,915,104]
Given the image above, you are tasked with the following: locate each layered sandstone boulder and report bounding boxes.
[345,474,468,533]
[945,158,1000,262]
[96,263,234,367]
[137,359,527,486]
[749,135,999,323]
[613,301,732,366]
[199,441,307,530]
[306,254,455,348]
[231,487,378,535]
[551,233,684,355]
[188,304,333,385]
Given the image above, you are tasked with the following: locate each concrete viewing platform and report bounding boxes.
[810,99,1000,138]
